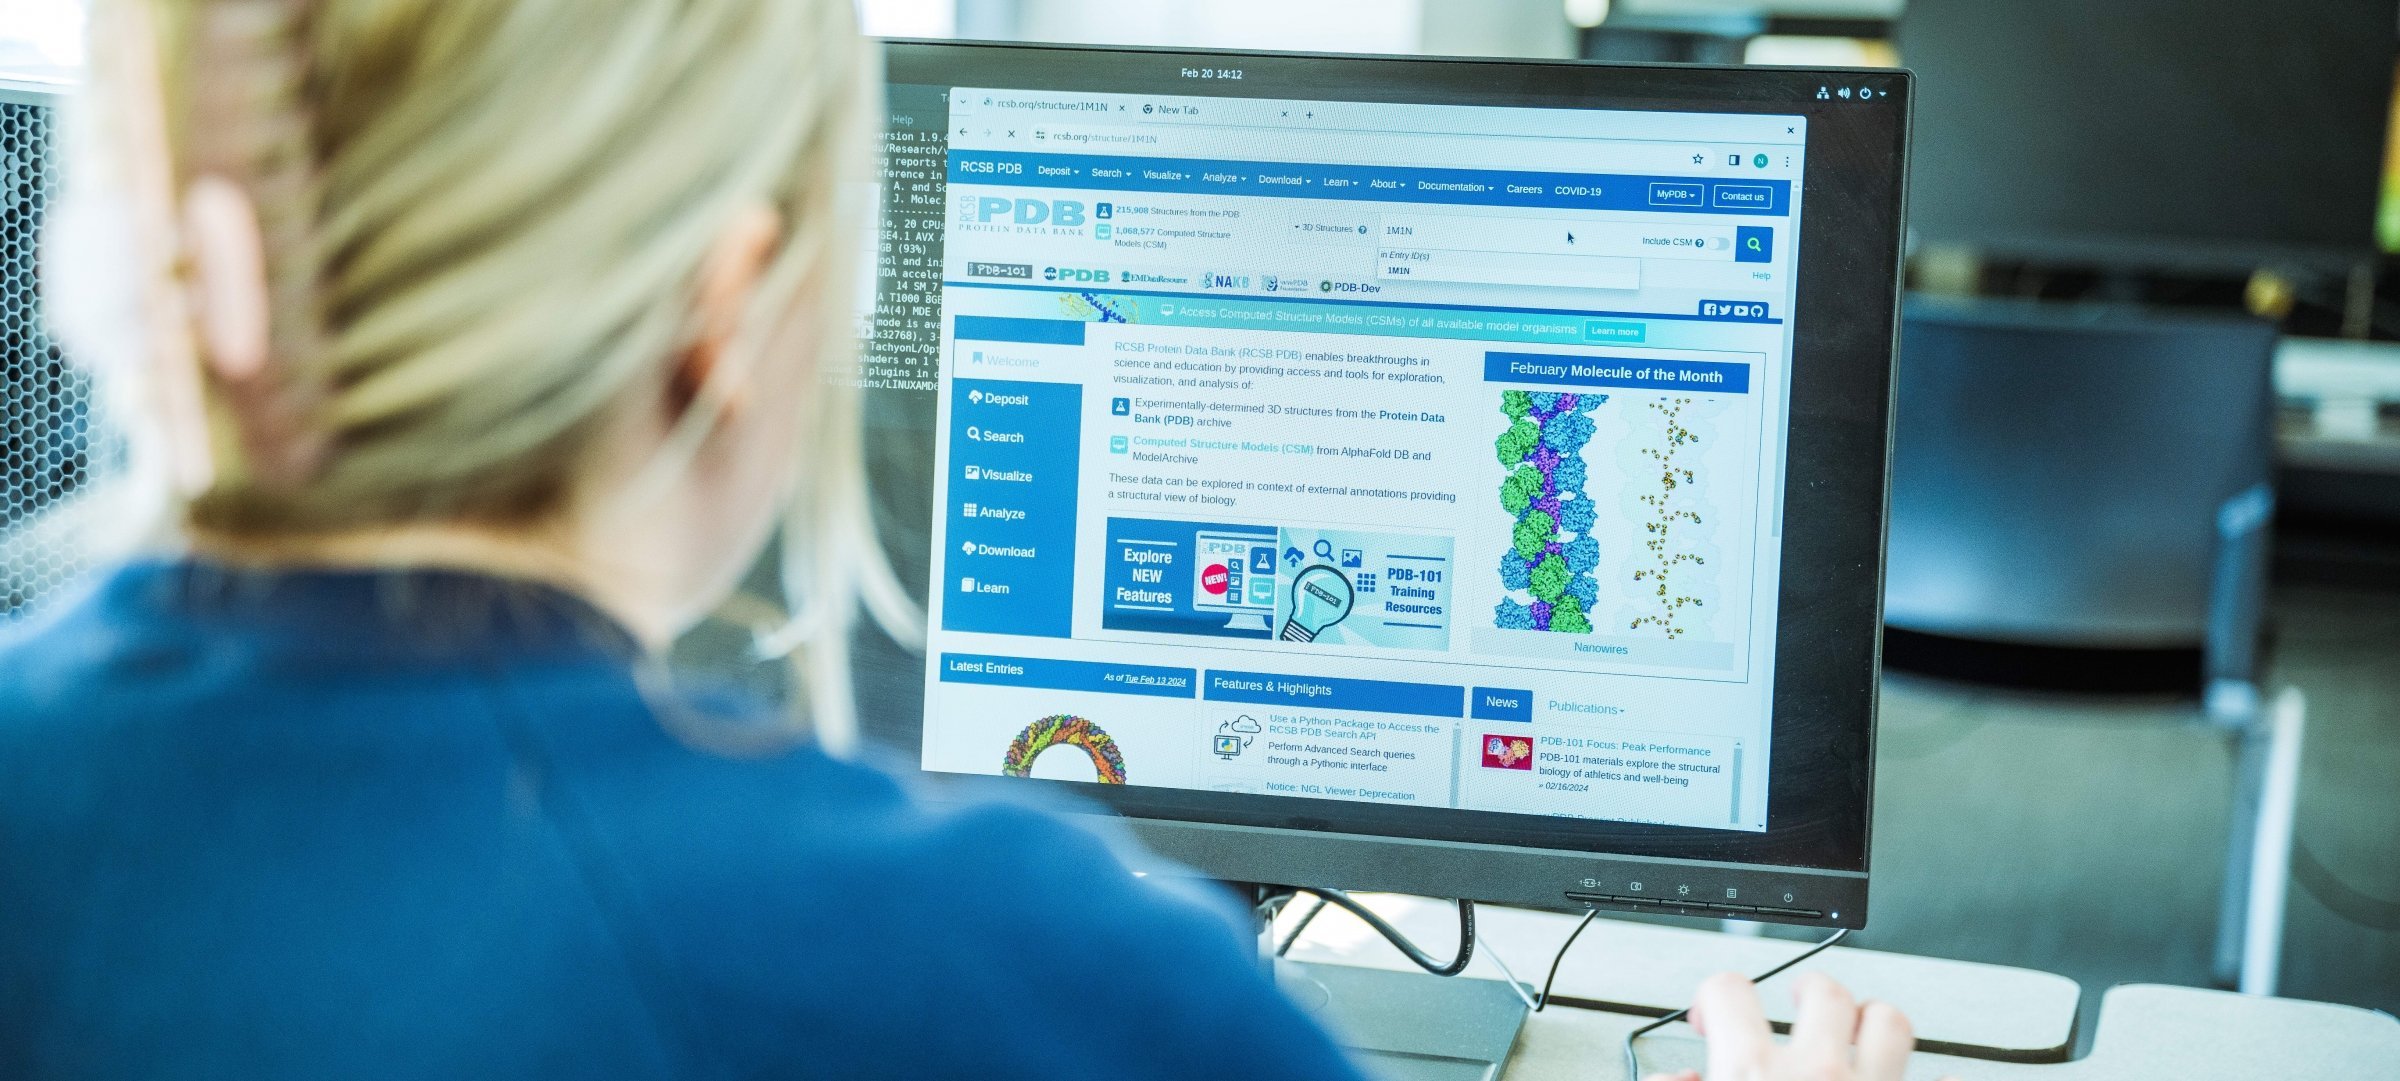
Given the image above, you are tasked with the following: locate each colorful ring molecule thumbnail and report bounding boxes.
[1001,715,1129,785]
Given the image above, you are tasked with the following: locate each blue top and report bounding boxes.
[0,561,1366,1081]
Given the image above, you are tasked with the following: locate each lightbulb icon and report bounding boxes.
[1279,565,1356,643]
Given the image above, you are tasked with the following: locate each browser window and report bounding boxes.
[917,89,1805,832]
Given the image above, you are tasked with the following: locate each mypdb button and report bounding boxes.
[1647,182,1706,207]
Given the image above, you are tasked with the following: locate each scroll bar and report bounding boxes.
[1730,743,1744,825]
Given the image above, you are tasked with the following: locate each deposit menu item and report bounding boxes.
[921,89,1805,832]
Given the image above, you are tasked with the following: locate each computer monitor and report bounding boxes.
[1898,0,2399,270]
[855,42,1908,935]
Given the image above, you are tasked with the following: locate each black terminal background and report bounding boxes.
[850,41,1909,875]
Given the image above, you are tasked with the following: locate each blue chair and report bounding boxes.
[1884,295,2297,992]
[1886,296,2278,693]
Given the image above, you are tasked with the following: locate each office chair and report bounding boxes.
[1883,295,2302,995]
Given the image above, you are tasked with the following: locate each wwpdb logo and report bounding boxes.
[1043,267,1111,283]
[970,197,1089,226]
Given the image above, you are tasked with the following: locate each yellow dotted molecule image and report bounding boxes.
[1628,398,1708,639]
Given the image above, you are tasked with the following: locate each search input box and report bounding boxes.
[1380,214,1749,262]
[1377,248,1641,291]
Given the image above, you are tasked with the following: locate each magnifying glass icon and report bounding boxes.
[1313,539,1335,560]
[1745,236,1764,252]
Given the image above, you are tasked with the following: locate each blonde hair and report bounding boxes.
[66,0,913,748]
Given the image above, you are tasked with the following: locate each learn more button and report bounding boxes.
[1582,320,1646,343]
[1647,182,1707,207]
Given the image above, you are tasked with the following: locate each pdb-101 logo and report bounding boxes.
[973,197,1089,226]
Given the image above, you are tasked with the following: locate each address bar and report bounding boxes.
[1027,125,1713,175]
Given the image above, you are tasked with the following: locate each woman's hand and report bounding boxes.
[1645,971,1928,1081]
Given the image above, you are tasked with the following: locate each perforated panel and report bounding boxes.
[2,87,118,622]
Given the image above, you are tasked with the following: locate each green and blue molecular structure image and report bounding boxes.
[1494,390,1604,634]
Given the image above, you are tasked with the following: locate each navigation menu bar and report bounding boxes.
[951,150,1792,216]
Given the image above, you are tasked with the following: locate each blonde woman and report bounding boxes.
[0,2,1916,1079]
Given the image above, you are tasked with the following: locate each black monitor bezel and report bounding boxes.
[864,40,1908,927]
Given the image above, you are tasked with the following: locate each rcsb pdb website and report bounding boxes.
[918,89,1805,832]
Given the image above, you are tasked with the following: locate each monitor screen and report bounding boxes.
[857,43,1907,927]
[1898,0,2400,269]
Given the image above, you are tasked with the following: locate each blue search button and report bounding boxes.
[1471,687,1535,723]
[1712,184,1776,210]
[1647,182,1707,207]
[1735,226,1774,263]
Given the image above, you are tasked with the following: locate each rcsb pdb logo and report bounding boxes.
[972,197,1088,226]
[1043,266,1111,283]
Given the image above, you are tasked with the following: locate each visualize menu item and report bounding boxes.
[917,88,1804,832]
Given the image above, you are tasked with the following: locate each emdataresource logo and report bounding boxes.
[1043,266,1112,284]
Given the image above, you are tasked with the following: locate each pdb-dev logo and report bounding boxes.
[1043,267,1111,283]
[972,197,1089,226]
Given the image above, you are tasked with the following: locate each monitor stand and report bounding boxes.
[1274,958,1530,1081]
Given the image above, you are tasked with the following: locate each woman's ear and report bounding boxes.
[671,203,785,419]
[179,175,271,383]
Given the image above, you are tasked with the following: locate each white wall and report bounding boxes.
[0,0,85,83]
[1011,0,1425,53]
[859,0,959,37]
[1419,0,1577,58]
[1616,0,1902,16]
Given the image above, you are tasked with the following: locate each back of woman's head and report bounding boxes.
[95,0,866,528]
[56,0,905,743]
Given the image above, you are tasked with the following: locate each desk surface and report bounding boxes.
[1274,897,2400,1080]
[1279,896,2083,1059]
[1499,984,2400,1080]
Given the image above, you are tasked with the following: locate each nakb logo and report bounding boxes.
[1043,266,1111,284]
[972,197,1089,227]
